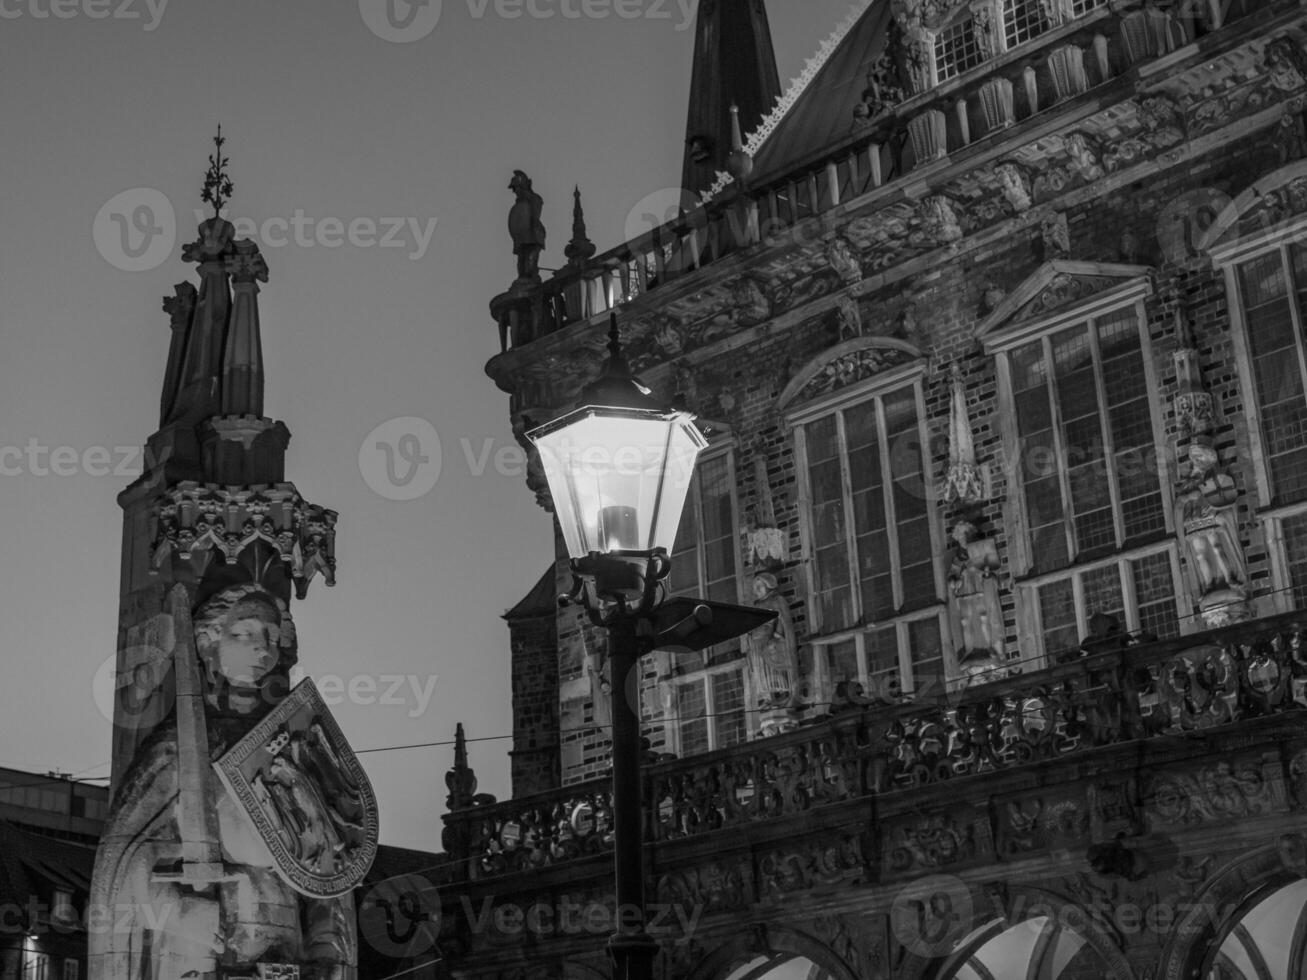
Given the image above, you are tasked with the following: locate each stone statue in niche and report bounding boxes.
[836,295,863,341]
[1173,437,1249,625]
[90,585,362,979]
[825,236,863,285]
[744,573,800,717]
[1263,36,1307,93]
[947,520,1006,685]
[995,163,1031,214]
[508,170,546,283]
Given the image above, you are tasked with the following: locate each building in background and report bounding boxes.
[441,0,1307,977]
[0,770,105,980]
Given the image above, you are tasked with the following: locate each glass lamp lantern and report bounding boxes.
[529,404,706,559]
[527,316,707,562]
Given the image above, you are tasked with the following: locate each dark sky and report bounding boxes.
[0,0,858,849]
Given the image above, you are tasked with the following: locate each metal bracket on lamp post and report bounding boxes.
[561,549,671,627]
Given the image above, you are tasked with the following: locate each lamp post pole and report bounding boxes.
[605,615,657,980]
[527,314,773,980]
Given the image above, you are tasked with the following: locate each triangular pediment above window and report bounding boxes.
[973,260,1155,342]
[778,336,923,412]
[1199,159,1307,263]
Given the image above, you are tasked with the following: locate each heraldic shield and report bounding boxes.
[214,678,379,898]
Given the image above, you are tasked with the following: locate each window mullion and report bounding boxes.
[1072,572,1087,644]
[876,396,905,612]
[1120,558,1139,632]
[1087,318,1126,547]
[704,674,717,750]
[1044,335,1078,563]
[836,411,861,624]
[898,621,913,694]
[916,379,946,600]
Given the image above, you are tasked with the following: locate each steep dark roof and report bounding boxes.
[503,565,557,620]
[681,0,782,195]
[0,821,97,912]
[748,0,891,187]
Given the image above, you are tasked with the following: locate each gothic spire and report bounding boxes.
[149,129,284,487]
[681,0,781,197]
[564,185,596,266]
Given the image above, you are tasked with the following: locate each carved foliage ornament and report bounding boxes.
[794,346,913,403]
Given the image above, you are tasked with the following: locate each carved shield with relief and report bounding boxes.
[213,678,379,898]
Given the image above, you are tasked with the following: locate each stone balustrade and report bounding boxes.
[442,611,1307,881]
[490,0,1259,353]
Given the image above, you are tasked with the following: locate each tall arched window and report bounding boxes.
[1205,879,1307,979]
[934,916,1118,979]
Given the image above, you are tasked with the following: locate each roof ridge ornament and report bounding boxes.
[703,0,875,201]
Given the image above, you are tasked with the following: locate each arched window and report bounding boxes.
[934,916,1117,979]
[1205,879,1307,979]
[722,955,833,980]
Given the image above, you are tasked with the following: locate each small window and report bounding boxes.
[1071,0,1108,15]
[24,952,49,980]
[673,667,746,755]
[51,890,74,925]
[1235,246,1307,505]
[61,961,78,980]
[1009,307,1168,574]
[813,609,949,703]
[934,16,984,82]
[1003,0,1051,47]
[1030,546,1182,662]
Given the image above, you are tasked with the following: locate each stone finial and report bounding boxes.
[942,361,985,504]
[727,104,754,182]
[1172,305,1213,440]
[200,125,234,218]
[564,185,596,266]
[445,722,478,810]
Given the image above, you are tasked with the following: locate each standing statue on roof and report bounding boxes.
[508,170,546,283]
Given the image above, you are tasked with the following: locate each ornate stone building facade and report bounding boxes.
[443,0,1307,977]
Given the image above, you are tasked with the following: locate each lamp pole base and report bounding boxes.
[608,931,658,980]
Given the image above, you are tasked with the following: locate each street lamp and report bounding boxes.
[528,314,775,980]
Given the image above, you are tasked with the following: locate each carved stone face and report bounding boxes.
[194,586,296,716]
